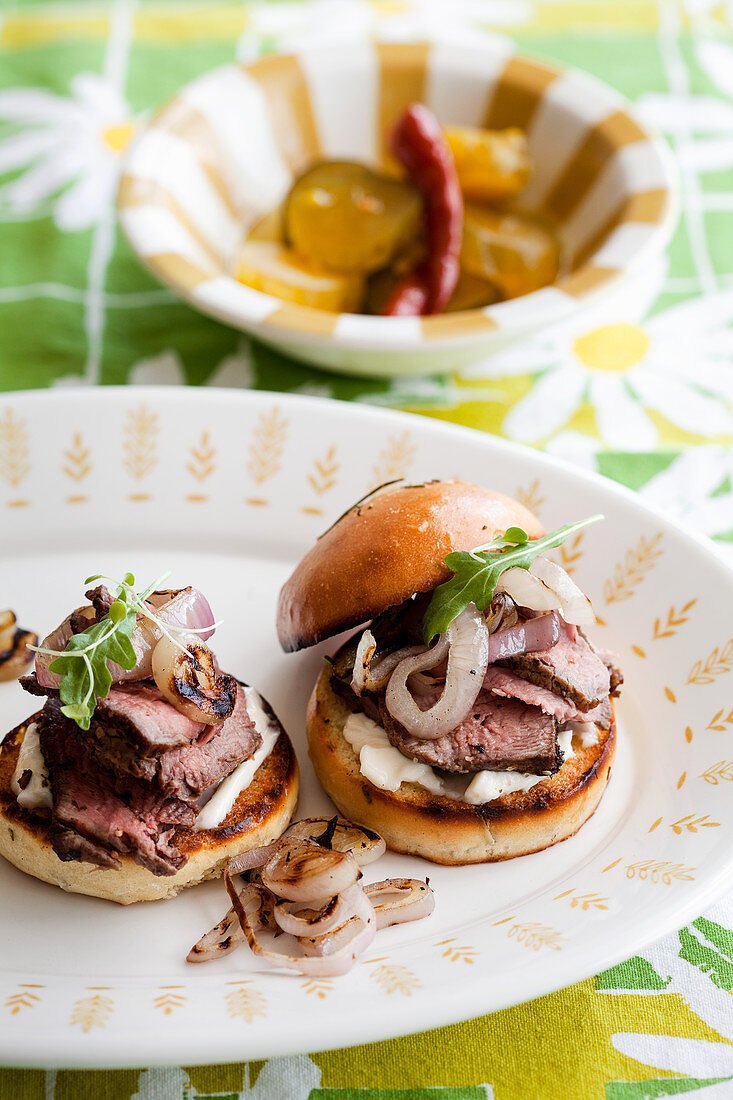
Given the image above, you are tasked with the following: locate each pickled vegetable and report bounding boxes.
[444,127,531,203]
[461,203,560,299]
[235,241,364,312]
[285,162,422,275]
[384,104,464,315]
[247,204,285,243]
[444,271,501,312]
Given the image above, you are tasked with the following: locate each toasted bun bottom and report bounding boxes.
[0,718,299,904]
[307,668,615,865]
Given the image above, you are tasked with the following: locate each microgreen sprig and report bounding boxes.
[28,572,220,732]
[421,515,603,644]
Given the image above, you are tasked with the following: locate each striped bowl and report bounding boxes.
[118,40,677,378]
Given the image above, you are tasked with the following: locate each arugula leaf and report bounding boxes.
[422,515,603,643]
[48,595,137,731]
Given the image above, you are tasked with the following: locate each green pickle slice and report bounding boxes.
[286,161,423,275]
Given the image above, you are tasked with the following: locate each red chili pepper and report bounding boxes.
[381,271,429,317]
[380,103,463,317]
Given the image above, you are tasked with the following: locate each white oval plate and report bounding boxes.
[1,387,732,1069]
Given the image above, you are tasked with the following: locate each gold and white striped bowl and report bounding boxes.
[118,40,678,378]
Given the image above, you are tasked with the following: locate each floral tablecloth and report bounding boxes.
[1,0,733,1096]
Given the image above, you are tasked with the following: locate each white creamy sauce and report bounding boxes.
[194,687,279,831]
[342,711,599,807]
[11,721,53,811]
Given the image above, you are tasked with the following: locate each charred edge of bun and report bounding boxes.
[277,480,544,653]
[0,717,299,904]
[306,665,615,866]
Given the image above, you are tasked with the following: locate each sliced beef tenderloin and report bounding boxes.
[20,675,206,752]
[92,681,206,754]
[499,617,610,712]
[90,684,262,799]
[483,666,613,730]
[39,701,194,876]
[53,827,120,869]
[379,693,559,774]
[595,647,624,696]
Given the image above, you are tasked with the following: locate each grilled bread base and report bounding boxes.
[307,666,615,865]
[0,716,299,904]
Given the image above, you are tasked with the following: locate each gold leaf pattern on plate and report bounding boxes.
[700,760,733,785]
[516,478,544,515]
[225,981,267,1023]
[706,707,733,731]
[62,430,91,502]
[301,978,334,999]
[434,938,478,964]
[369,964,422,996]
[187,429,216,501]
[370,431,415,489]
[669,813,721,834]
[0,408,30,505]
[70,992,114,1033]
[552,890,608,911]
[153,986,186,1015]
[687,638,733,686]
[603,532,663,604]
[555,530,584,575]
[5,985,43,1015]
[601,858,623,873]
[494,916,566,952]
[247,405,288,488]
[652,599,697,640]
[123,405,158,496]
[625,859,696,883]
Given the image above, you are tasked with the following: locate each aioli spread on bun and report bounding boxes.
[278,480,621,866]
[0,576,298,903]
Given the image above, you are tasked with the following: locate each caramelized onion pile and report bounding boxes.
[187,817,434,974]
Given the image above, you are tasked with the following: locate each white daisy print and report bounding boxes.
[237,0,530,60]
[0,72,138,231]
[468,265,733,449]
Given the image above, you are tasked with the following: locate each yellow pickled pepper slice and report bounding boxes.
[461,202,560,299]
[444,126,531,203]
[235,241,364,312]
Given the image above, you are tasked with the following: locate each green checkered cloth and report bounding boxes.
[1,1,733,1096]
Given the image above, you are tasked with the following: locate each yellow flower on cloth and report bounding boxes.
[0,73,137,231]
[468,264,733,449]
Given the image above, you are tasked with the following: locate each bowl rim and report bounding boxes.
[118,41,679,352]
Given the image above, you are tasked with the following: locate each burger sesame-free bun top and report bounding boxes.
[277,480,544,653]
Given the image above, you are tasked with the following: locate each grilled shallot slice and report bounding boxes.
[152,635,236,725]
[260,838,361,903]
[0,610,36,683]
[227,841,281,875]
[187,906,245,963]
[529,557,595,625]
[285,817,386,867]
[273,883,362,938]
[385,603,490,740]
[364,878,435,930]
[351,630,425,696]
[225,872,376,977]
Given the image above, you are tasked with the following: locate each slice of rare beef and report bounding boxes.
[39,701,194,876]
[483,666,613,730]
[499,618,610,712]
[53,826,119,869]
[91,685,262,799]
[92,681,206,754]
[379,693,559,774]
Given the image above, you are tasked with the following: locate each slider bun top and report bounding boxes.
[277,479,544,653]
